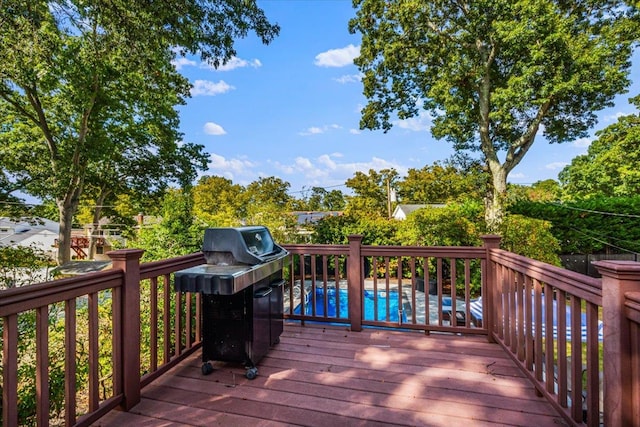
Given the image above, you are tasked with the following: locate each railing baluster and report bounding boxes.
[163,274,170,364]
[557,291,568,407]
[64,299,77,427]
[89,292,99,411]
[437,258,443,325]
[450,258,457,326]
[36,305,50,426]
[186,292,193,349]
[569,296,582,421]
[174,291,182,357]
[150,276,158,372]
[524,275,534,371]
[544,289,555,395]
[3,314,18,427]
[112,286,122,396]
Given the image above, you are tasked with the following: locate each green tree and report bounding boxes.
[499,215,561,265]
[397,159,486,204]
[243,177,298,243]
[193,175,245,226]
[133,188,202,261]
[0,1,279,265]
[0,245,52,289]
[345,168,399,218]
[299,186,347,211]
[559,96,640,199]
[396,202,484,247]
[349,0,639,231]
[507,179,562,204]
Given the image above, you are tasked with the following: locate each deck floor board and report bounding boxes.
[92,323,567,427]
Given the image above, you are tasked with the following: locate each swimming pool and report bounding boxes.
[294,287,408,322]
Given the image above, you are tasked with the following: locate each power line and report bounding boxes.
[568,226,639,255]
[550,202,640,219]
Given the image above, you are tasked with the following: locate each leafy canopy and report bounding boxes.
[0,0,279,263]
[559,96,640,199]
[349,0,639,229]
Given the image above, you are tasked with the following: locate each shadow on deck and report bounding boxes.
[93,323,565,427]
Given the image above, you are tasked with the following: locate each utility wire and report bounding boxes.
[568,226,639,254]
[550,202,640,219]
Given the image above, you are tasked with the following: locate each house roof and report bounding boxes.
[392,204,446,219]
[0,217,59,247]
[291,211,343,225]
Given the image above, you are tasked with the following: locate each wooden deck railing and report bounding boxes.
[282,235,490,335]
[2,237,640,426]
[1,250,204,427]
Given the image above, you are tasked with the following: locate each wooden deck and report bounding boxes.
[93,323,566,426]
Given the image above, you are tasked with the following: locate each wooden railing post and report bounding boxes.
[108,249,144,411]
[593,260,640,427]
[348,235,363,332]
[481,235,501,343]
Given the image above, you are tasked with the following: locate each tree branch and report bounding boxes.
[504,99,553,172]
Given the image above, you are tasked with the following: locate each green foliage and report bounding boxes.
[559,101,640,199]
[499,215,562,266]
[396,201,484,247]
[349,0,640,230]
[509,197,640,254]
[397,160,487,204]
[193,176,246,227]
[311,214,399,246]
[345,168,399,219]
[297,187,346,211]
[133,189,203,261]
[0,0,279,264]
[508,180,562,204]
[0,245,52,289]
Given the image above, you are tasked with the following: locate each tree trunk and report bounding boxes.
[89,192,107,260]
[485,162,508,233]
[56,196,81,265]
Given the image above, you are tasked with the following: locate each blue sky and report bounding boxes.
[174,0,640,197]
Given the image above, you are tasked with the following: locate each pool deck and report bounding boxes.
[92,323,566,426]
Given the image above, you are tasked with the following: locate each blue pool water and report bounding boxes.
[294,288,407,322]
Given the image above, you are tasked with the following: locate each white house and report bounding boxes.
[0,217,59,258]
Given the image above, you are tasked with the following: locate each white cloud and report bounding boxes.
[268,153,411,192]
[295,157,313,169]
[172,57,197,70]
[209,153,256,176]
[202,57,262,71]
[334,73,364,84]
[572,137,592,148]
[191,80,235,96]
[349,129,361,135]
[318,154,337,170]
[314,44,360,67]
[203,122,227,135]
[395,111,434,132]
[299,124,342,136]
[546,162,569,170]
[604,111,630,122]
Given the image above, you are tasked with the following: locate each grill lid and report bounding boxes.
[174,226,289,295]
[203,226,285,265]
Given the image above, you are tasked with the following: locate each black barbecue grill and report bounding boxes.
[174,226,288,379]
